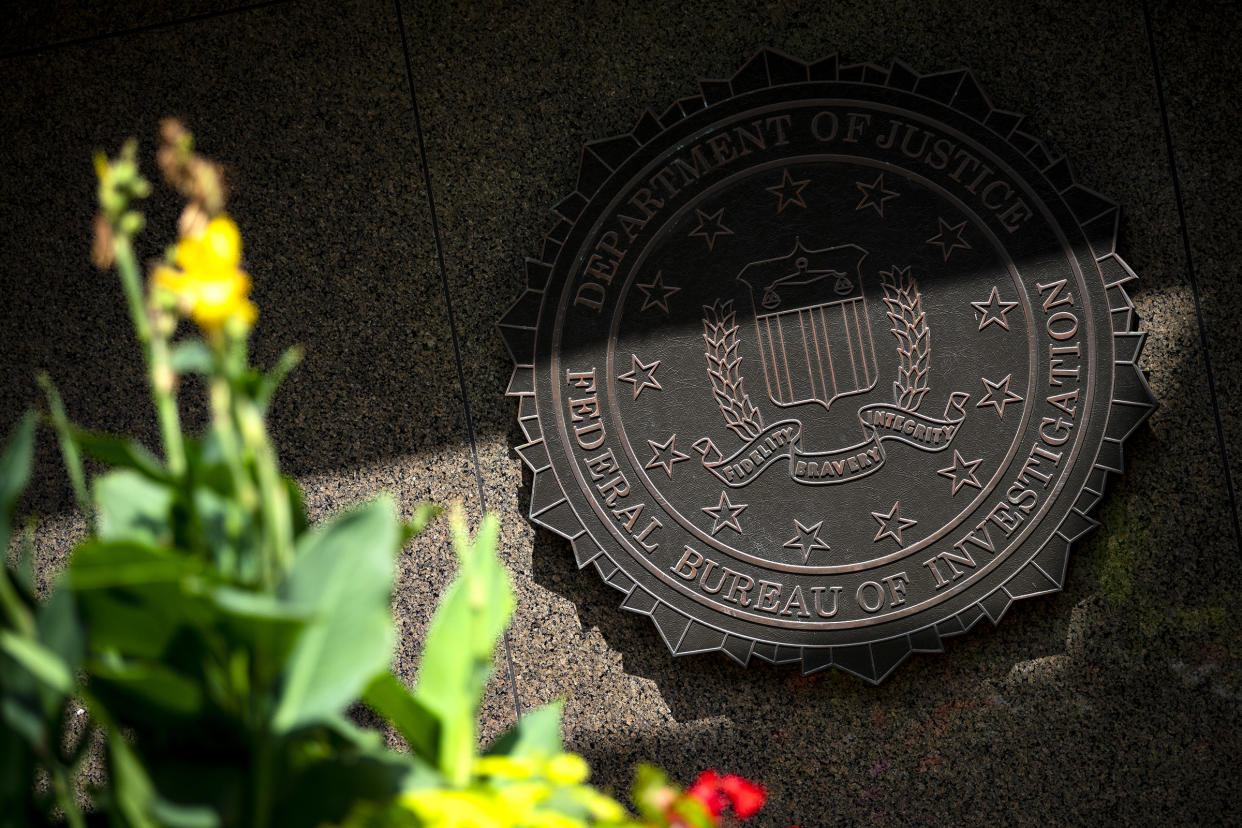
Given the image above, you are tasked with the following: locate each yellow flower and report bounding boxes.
[545,754,589,786]
[151,263,184,296]
[520,811,587,828]
[188,268,256,331]
[475,755,537,780]
[401,789,511,828]
[177,214,241,271]
[571,788,627,822]
[154,214,256,333]
[496,781,545,814]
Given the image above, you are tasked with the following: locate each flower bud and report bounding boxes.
[153,362,176,394]
[92,213,114,269]
[119,211,145,237]
[178,202,209,240]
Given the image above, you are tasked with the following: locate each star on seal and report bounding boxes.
[702,491,747,535]
[688,207,733,250]
[618,355,662,398]
[971,286,1019,331]
[855,172,899,217]
[871,501,918,546]
[937,450,984,495]
[784,520,831,564]
[636,271,681,314]
[766,170,809,212]
[927,217,972,261]
[977,374,1023,418]
[645,435,690,478]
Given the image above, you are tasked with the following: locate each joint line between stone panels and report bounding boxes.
[1142,0,1242,560]
[394,0,524,720]
[0,0,295,60]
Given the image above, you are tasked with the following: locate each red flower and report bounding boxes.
[687,770,727,817]
[685,770,767,821]
[720,774,766,819]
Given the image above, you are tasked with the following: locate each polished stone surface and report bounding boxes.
[0,0,515,741]
[3,0,1239,823]
[0,0,266,56]
[1148,0,1242,543]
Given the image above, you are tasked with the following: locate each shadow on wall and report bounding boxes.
[523,447,1076,721]
[521,403,1239,708]
[520,411,1242,826]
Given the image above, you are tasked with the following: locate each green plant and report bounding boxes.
[0,413,86,826]
[0,124,769,828]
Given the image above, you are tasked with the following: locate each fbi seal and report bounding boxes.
[500,51,1155,682]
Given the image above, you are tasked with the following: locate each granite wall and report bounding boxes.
[2,0,1239,824]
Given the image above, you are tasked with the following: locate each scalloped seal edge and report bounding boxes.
[499,49,1157,684]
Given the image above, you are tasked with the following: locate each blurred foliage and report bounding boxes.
[0,126,769,828]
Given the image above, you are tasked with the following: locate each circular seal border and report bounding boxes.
[500,50,1156,683]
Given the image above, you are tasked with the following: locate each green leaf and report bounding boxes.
[72,428,170,483]
[0,566,34,642]
[69,540,198,590]
[0,412,36,547]
[90,660,204,717]
[105,731,161,828]
[0,718,37,818]
[284,476,309,540]
[205,586,306,686]
[414,512,513,784]
[190,485,253,580]
[35,587,82,668]
[255,345,303,411]
[273,496,400,733]
[69,541,199,659]
[485,701,562,759]
[0,630,73,694]
[632,763,672,822]
[34,587,84,716]
[94,470,174,546]
[399,502,442,547]
[272,746,418,828]
[668,797,715,828]
[361,672,441,763]
[37,376,92,526]
[148,800,220,828]
[13,520,36,598]
[169,340,213,375]
[74,587,182,659]
[208,585,307,627]
[0,682,46,749]
[182,432,234,495]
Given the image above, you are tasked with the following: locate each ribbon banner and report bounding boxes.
[693,392,970,488]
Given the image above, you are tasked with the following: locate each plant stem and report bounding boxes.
[0,570,35,638]
[209,376,258,517]
[50,764,85,828]
[150,334,186,478]
[112,235,150,345]
[219,333,293,582]
[38,376,93,531]
[237,399,292,583]
[113,234,186,477]
[442,715,474,789]
[251,734,274,828]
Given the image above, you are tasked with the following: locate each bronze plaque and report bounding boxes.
[500,51,1155,682]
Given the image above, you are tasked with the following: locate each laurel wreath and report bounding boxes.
[702,268,928,435]
[880,266,930,412]
[702,299,765,439]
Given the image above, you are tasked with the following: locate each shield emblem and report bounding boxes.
[736,241,877,411]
